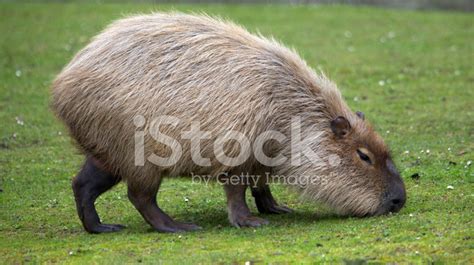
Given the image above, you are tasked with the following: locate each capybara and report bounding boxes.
[52,13,406,233]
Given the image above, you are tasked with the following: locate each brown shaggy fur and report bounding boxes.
[52,13,400,218]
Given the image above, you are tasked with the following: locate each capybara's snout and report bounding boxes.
[375,170,406,216]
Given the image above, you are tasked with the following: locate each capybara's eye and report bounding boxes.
[357,149,372,164]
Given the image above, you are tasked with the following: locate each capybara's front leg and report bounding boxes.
[72,157,124,233]
[224,183,269,228]
[251,184,293,214]
[127,179,201,233]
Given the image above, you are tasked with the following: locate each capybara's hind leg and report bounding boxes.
[251,185,293,214]
[127,180,201,233]
[72,157,124,233]
[224,184,269,228]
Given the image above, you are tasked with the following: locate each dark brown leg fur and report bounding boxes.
[251,184,293,214]
[224,183,269,228]
[127,179,201,233]
[72,157,124,233]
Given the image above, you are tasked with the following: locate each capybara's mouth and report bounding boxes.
[372,198,406,216]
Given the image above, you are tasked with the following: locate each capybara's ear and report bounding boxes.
[356,111,365,120]
[330,116,351,138]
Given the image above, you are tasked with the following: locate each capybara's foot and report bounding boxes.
[127,181,201,233]
[224,183,269,228]
[73,157,122,234]
[174,221,202,232]
[231,216,269,228]
[86,223,126,234]
[252,185,292,214]
[152,220,202,233]
[261,204,293,214]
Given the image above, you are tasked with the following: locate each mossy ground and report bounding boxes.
[0,3,473,264]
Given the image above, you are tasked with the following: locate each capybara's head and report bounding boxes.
[303,111,406,217]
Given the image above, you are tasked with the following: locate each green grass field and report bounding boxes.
[0,3,473,264]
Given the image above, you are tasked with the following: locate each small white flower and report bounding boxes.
[426,149,430,154]
[378,80,385,86]
[15,70,22,77]
[184,197,189,202]
[409,213,414,217]
[404,150,410,154]
[447,185,454,190]
[15,117,24,126]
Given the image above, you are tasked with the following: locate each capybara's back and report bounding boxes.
[52,13,405,234]
[52,13,319,179]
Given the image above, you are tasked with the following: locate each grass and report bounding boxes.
[0,2,473,264]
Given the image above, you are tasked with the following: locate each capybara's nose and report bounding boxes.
[379,182,406,214]
[387,189,406,213]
